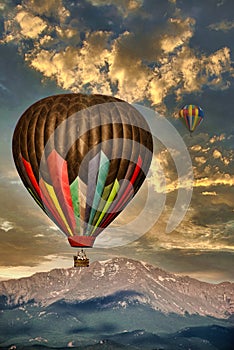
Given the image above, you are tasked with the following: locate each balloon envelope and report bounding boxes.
[12,94,153,247]
[179,104,204,133]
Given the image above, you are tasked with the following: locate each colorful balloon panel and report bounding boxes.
[179,104,204,133]
[12,94,153,247]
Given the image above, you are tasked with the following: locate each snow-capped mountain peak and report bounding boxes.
[0,257,233,319]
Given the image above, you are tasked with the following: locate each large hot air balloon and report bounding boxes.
[12,94,153,251]
[179,104,204,135]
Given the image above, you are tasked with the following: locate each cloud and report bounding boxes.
[144,193,234,249]
[212,149,232,165]
[208,20,234,32]
[23,0,69,21]
[194,156,207,165]
[0,219,14,232]
[188,134,234,189]
[149,133,234,193]
[15,10,47,39]
[190,144,210,153]
[202,191,217,196]
[1,0,233,110]
[144,216,234,252]
[26,31,113,95]
[190,145,202,152]
[210,134,226,143]
[86,0,143,16]
[108,32,152,102]
[160,17,195,53]
[213,149,222,159]
[194,174,234,187]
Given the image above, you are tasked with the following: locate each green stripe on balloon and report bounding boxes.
[90,182,113,229]
[91,178,120,235]
[85,152,101,225]
[87,151,110,233]
[70,177,80,232]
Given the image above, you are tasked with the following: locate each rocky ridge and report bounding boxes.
[0,257,233,319]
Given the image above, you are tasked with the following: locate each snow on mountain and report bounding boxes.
[0,257,233,320]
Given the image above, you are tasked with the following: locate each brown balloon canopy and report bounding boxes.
[12,94,153,247]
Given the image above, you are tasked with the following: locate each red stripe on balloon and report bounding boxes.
[22,157,41,198]
[183,108,188,117]
[184,116,190,130]
[47,150,76,233]
[100,156,142,229]
[68,235,95,247]
[197,117,203,126]
[98,187,135,232]
[22,156,68,234]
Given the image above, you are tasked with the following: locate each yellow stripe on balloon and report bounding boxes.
[188,104,193,117]
[191,115,199,131]
[91,178,120,234]
[43,181,73,235]
[87,181,114,234]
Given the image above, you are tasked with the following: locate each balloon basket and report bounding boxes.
[73,249,89,267]
[73,256,89,267]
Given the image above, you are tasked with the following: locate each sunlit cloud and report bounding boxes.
[160,17,195,53]
[1,1,233,109]
[194,174,234,187]
[208,20,234,32]
[190,144,210,153]
[202,191,217,196]
[213,149,232,165]
[24,0,69,21]
[86,0,143,16]
[15,10,47,39]
[26,31,113,95]
[0,219,14,232]
[108,32,152,102]
[190,145,202,152]
[213,149,222,159]
[146,217,234,251]
[194,156,207,165]
[210,134,226,143]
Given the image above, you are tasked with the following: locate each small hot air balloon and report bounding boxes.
[12,94,153,260]
[179,104,204,135]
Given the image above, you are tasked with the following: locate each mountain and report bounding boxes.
[0,257,233,319]
[0,258,233,349]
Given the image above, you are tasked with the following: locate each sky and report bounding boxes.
[0,0,233,283]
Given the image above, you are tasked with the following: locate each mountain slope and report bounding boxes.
[0,257,233,319]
